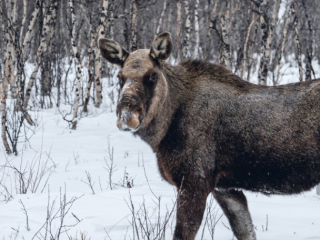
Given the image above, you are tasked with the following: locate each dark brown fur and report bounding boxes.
[99,32,320,240]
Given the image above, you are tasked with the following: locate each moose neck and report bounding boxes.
[134,62,186,152]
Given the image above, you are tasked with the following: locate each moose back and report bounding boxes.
[99,32,320,240]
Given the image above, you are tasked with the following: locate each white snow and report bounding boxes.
[1,107,319,239]
[1,61,320,239]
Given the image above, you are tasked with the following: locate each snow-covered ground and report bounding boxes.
[1,58,320,239]
[1,105,320,240]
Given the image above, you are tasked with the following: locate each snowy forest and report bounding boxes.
[0,0,320,239]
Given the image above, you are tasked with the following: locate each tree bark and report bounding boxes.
[176,0,182,62]
[0,78,12,154]
[155,0,167,36]
[23,0,58,109]
[182,0,191,59]
[0,1,12,154]
[206,0,218,60]
[256,0,270,85]
[276,2,291,85]
[291,3,303,82]
[247,22,258,82]
[301,0,314,81]
[219,15,231,69]
[20,0,28,40]
[95,0,109,108]
[130,0,138,52]
[69,0,83,130]
[83,21,96,113]
[2,0,17,98]
[22,0,42,62]
[193,0,200,58]
[241,17,256,79]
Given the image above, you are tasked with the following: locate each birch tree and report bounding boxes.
[182,0,191,59]
[219,15,231,69]
[276,2,292,84]
[193,0,200,59]
[247,23,258,82]
[241,16,257,79]
[0,0,12,154]
[206,0,219,60]
[301,0,314,81]
[94,0,109,108]
[291,3,303,82]
[252,0,280,85]
[155,0,168,36]
[130,0,138,52]
[3,0,17,98]
[24,0,58,109]
[83,14,96,113]
[0,73,11,154]
[176,0,182,61]
[69,0,83,130]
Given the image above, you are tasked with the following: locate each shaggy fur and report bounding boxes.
[99,32,320,240]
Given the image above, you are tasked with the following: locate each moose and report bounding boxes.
[98,32,320,240]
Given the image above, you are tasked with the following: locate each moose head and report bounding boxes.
[98,32,172,132]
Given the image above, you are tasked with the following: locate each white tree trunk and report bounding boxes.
[24,0,58,109]
[177,0,182,62]
[241,17,257,79]
[3,0,17,98]
[83,17,96,113]
[0,78,12,154]
[182,0,191,59]
[257,0,271,85]
[220,15,231,69]
[94,47,102,108]
[20,0,28,39]
[301,0,314,81]
[95,0,109,108]
[193,0,200,58]
[247,23,258,82]
[155,0,167,36]
[291,3,303,82]
[276,2,291,84]
[69,0,83,130]
[130,0,138,52]
[206,0,218,60]
[22,0,42,61]
[0,2,12,154]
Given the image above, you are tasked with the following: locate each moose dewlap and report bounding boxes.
[99,32,320,240]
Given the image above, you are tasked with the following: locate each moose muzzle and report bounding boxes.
[116,80,143,132]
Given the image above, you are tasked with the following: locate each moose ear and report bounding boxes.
[98,38,129,66]
[150,32,172,62]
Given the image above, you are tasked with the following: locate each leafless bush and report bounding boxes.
[32,185,83,240]
[5,99,38,155]
[115,167,134,189]
[104,138,117,190]
[124,190,177,240]
[7,226,20,240]
[67,231,91,240]
[0,148,55,202]
[19,199,30,231]
[81,171,96,195]
[0,160,14,202]
[200,195,223,240]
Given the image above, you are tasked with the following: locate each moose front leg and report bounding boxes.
[173,187,208,240]
[213,189,257,240]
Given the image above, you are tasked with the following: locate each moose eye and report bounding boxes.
[150,73,157,81]
[146,73,157,88]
